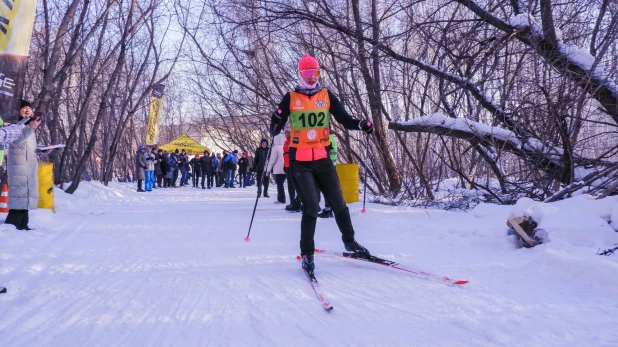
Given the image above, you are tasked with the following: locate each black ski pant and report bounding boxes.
[285,167,297,203]
[292,158,355,255]
[172,169,179,186]
[5,209,29,230]
[239,171,247,188]
[274,173,286,203]
[256,170,269,196]
[193,170,201,187]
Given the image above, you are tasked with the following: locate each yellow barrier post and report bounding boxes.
[336,163,359,204]
[38,162,54,212]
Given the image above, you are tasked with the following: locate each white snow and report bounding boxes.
[1,182,618,346]
[508,14,530,28]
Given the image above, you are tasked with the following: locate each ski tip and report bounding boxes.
[325,306,334,312]
[360,208,366,214]
[244,237,251,242]
[454,280,468,285]
[314,248,324,253]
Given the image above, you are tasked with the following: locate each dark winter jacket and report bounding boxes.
[165,156,175,178]
[200,155,213,173]
[170,153,180,170]
[190,157,201,175]
[238,157,249,174]
[254,139,270,172]
[154,153,162,175]
[160,155,169,175]
[270,87,363,162]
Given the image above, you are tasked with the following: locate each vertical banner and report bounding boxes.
[145,84,165,145]
[0,0,39,122]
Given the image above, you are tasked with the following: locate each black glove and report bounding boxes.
[360,120,374,134]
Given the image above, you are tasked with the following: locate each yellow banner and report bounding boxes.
[145,84,165,145]
[0,0,38,55]
[0,0,38,121]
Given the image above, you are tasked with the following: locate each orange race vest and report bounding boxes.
[289,89,331,149]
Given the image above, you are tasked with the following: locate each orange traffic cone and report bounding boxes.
[0,184,8,213]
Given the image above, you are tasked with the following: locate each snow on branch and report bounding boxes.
[508,12,618,100]
[389,113,591,179]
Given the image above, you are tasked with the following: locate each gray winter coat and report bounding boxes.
[135,150,147,180]
[7,127,38,210]
[144,151,155,171]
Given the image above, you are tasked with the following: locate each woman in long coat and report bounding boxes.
[5,100,39,230]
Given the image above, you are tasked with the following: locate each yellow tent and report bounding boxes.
[158,134,209,155]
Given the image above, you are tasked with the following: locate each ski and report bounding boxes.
[296,255,334,312]
[0,286,6,294]
[314,249,468,286]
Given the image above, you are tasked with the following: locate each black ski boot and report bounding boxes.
[344,240,370,257]
[317,208,333,218]
[285,200,301,212]
[301,254,315,274]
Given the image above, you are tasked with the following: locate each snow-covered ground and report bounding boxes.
[1,182,617,346]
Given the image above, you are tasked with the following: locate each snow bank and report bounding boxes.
[1,182,618,346]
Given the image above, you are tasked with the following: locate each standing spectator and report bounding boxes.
[4,100,42,230]
[164,152,175,187]
[224,150,238,188]
[143,146,156,192]
[220,150,228,187]
[179,152,188,187]
[160,151,169,187]
[212,153,221,187]
[208,152,217,189]
[246,153,254,186]
[216,152,224,187]
[284,128,301,212]
[254,138,270,198]
[190,154,202,188]
[135,145,147,192]
[155,148,163,188]
[199,150,213,189]
[171,149,180,187]
[183,151,191,185]
[238,152,249,188]
[267,134,286,203]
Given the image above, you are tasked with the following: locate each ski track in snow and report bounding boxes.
[1,182,618,346]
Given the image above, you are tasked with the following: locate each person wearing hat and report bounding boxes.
[4,100,43,230]
[155,148,164,188]
[253,139,270,197]
[135,145,147,192]
[238,151,249,188]
[199,150,213,189]
[269,54,374,274]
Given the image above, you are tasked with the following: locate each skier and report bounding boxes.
[269,54,374,274]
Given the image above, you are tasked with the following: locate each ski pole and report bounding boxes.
[361,133,370,214]
[245,137,274,242]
